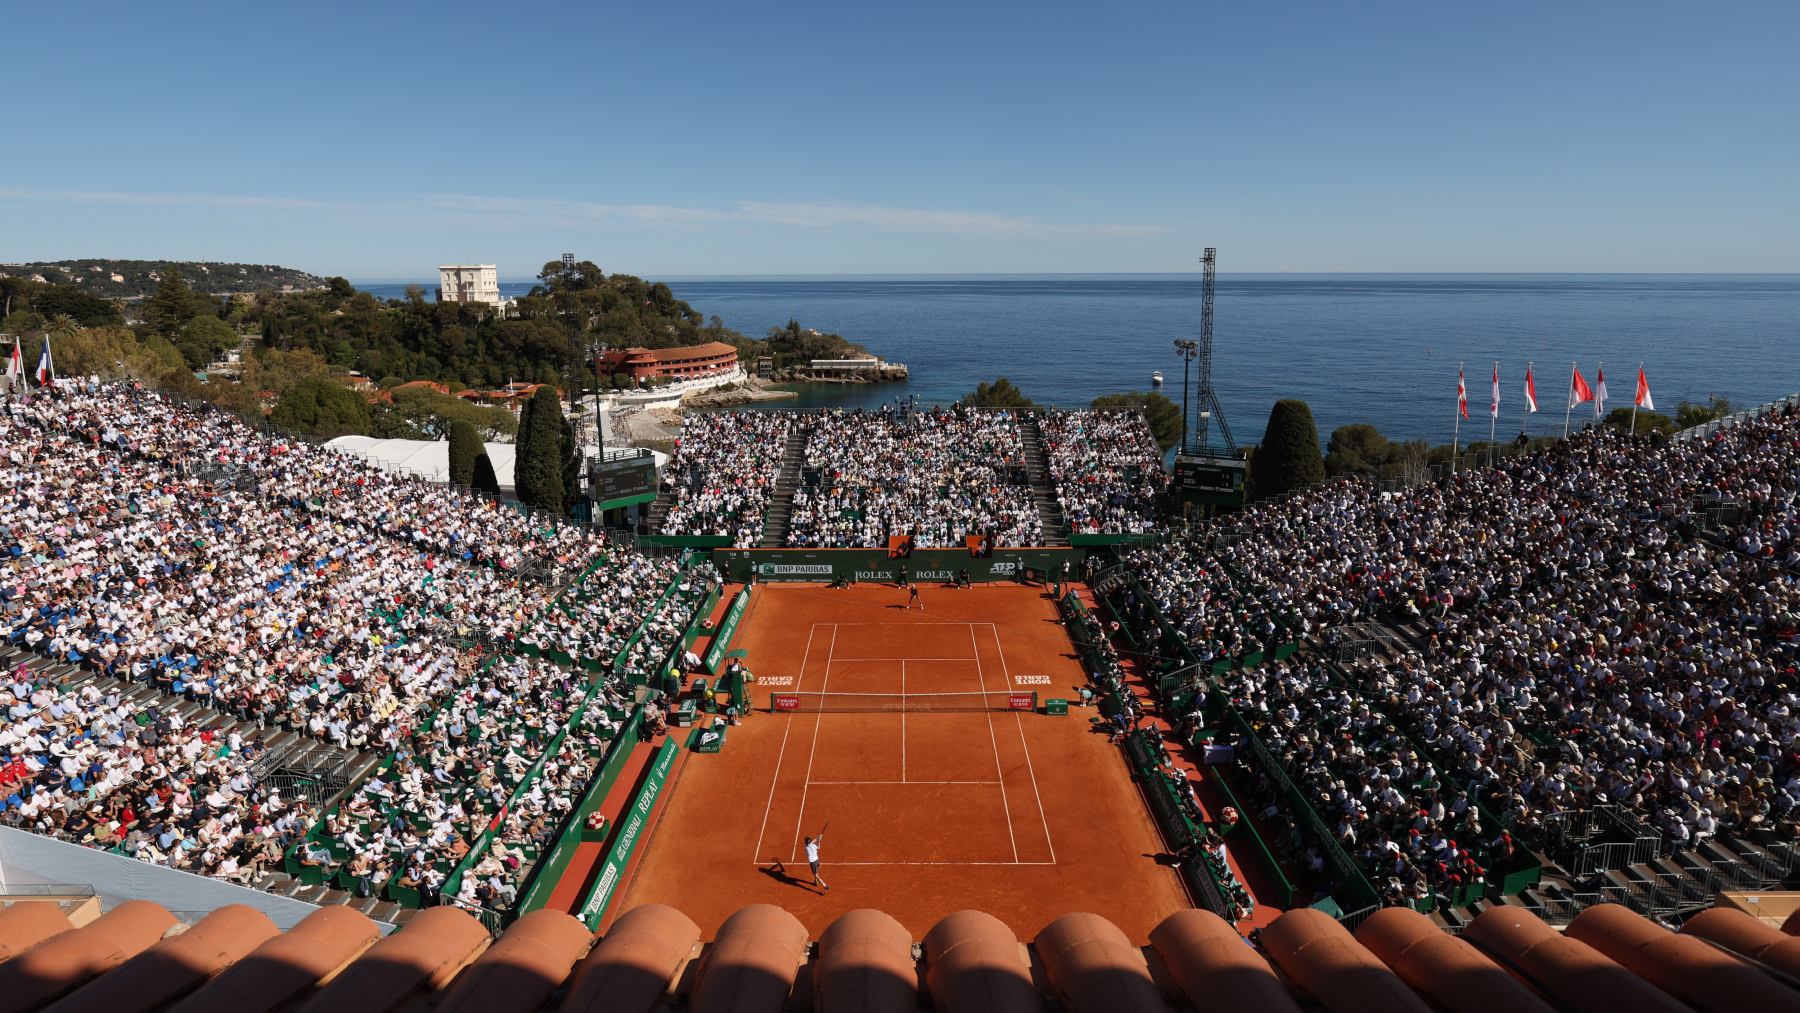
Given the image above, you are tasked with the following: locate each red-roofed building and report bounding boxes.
[600,342,739,382]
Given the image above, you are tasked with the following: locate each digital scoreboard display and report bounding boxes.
[592,453,658,508]
[1172,452,1247,505]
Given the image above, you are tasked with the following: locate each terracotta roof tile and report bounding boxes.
[45,904,279,1013]
[1566,904,1798,1013]
[1680,907,1800,981]
[561,904,699,1013]
[0,904,73,963]
[1259,908,1435,1013]
[175,905,380,1013]
[0,899,175,1012]
[1,899,1797,1012]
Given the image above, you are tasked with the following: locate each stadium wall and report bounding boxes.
[0,827,329,930]
[515,708,647,915]
[712,547,1084,584]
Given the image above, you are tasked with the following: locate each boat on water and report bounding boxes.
[1151,370,1164,386]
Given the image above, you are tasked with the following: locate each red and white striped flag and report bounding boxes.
[1489,363,1500,419]
[3,337,20,389]
[1457,367,1468,420]
[1635,366,1654,410]
[1570,365,1594,407]
[1594,365,1608,417]
[1524,364,1539,413]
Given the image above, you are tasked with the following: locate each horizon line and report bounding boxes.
[346,270,1800,284]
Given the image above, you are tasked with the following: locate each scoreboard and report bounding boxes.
[1172,451,1248,507]
[591,450,658,511]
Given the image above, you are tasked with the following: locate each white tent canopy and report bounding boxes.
[325,437,520,489]
[323,438,667,493]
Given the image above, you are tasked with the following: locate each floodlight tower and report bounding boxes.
[1191,248,1235,452]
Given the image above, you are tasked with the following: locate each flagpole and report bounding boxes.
[1595,361,1604,420]
[1563,361,1576,438]
[1629,361,1641,435]
[1452,361,1463,475]
[1488,360,1498,467]
[1521,360,1532,440]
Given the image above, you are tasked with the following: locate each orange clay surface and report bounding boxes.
[611,582,1190,941]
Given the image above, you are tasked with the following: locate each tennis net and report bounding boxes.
[769,691,1039,713]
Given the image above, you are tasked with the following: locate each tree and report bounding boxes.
[560,413,584,512]
[1249,399,1324,500]
[1603,406,1676,436]
[514,386,567,515]
[1325,423,1392,478]
[176,314,239,370]
[471,452,501,495]
[145,268,212,337]
[447,419,481,486]
[962,376,1035,408]
[1674,396,1733,430]
[1091,391,1182,451]
[270,377,371,438]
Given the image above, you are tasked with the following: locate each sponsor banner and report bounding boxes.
[703,588,752,672]
[772,694,801,711]
[757,563,834,576]
[1007,692,1037,711]
[578,738,678,929]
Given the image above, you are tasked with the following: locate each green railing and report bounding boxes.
[514,708,646,915]
[575,736,680,929]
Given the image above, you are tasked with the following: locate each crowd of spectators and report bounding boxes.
[659,412,797,546]
[0,381,699,904]
[789,406,1043,547]
[1125,406,1800,879]
[1039,409,1168,535]
[1,661,317,883]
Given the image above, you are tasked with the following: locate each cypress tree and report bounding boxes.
[472,452,500,495]
[1250,398,1325,500]
[514,387,566,515]
[447,418,480,486]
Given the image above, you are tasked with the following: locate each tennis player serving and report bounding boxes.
[805,826,830,892]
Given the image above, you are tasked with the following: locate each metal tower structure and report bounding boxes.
[1191,248,1236,452]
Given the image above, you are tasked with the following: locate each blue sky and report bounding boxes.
[3,1,1797,277]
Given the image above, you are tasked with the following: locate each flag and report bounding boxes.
[4,337,20,389]
[1570,365,1593,407]
[1594,365,1608,417]
[1524,365,1539,413]
[1634,366,1654,410]
[1489,363,1500,419]
[34,336,53,387]
[1457,367,1468,420]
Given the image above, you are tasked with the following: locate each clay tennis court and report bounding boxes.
[610,582,1189,939]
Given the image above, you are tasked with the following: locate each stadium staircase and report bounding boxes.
[758,428,809,548]
[1352,615,1798,930]
[0,645,405,924]
[645,489,673,534]
[1017,415,1071,546]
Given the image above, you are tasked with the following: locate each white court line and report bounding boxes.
[900,658,906,783]
[989,622,1057,864]
[808,780,1001,785]
[830,656,977,661]
[789,623,837,863]
[830,861,1057,867]
[752,622,816,861]
[969,623,1019,863]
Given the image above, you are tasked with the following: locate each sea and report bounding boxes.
[354,275,1800,446]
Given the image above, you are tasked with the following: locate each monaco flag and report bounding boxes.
[1524,364,1539,413]
[1490,363,1500,419]
[4,337,20,388]
[1635,366,1655,410]
[1570,365,1594,407]
[1594,365,1608,417]
[1457,367,1468,420]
